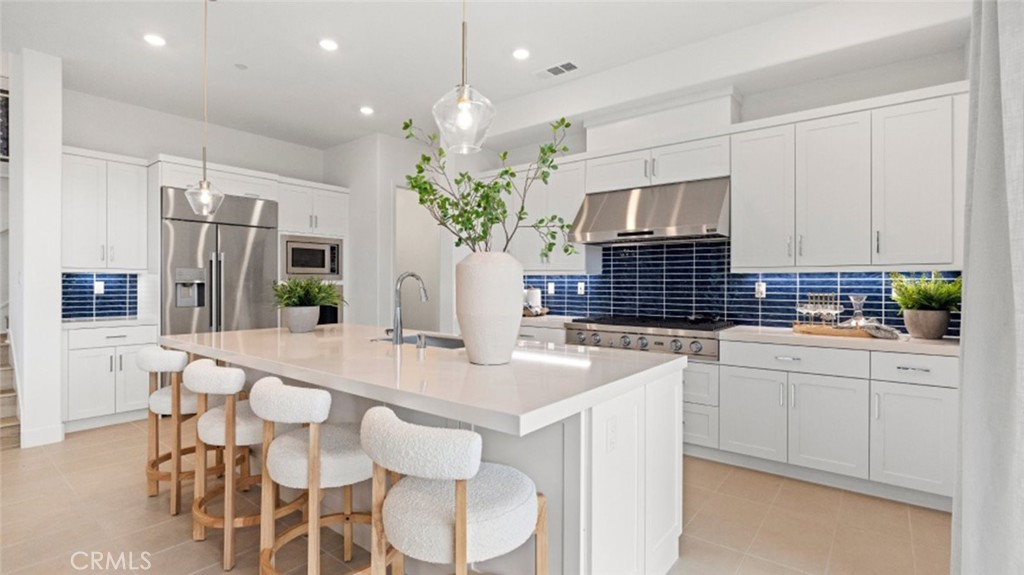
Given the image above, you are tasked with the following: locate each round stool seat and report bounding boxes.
[149,385,199,416]
[383,462,538,564]
[267,423,372,490]
[137,346,188,373]
[198,400,263,446]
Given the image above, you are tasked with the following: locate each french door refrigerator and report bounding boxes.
[161,186,279,335]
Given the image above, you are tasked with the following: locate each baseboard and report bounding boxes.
[19,423,64,448]
[64,410,148,433]
[684,444,952,512]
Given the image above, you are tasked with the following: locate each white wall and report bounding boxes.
[63,90,324,181]
[9,50,64,447]
[394,187,441,331]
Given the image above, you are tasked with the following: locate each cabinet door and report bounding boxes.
[682,403,719,448]
[510,172,547,271]
[313,190,349,237]
[683,361,720,406]
[871,97,954,265]
[115,345,152,413]
[158,163,203,189]
[62,155,108,268]
[870,380,958,496]
[105,162,148,270]
[719,366,788,462]
[788,373,869,478]
[795,112,871,266]
[67,347,117,420]
[278,184,314,233]
[730,126,796,269]
[207,168,279,202]
[585,150,650,194]
[651,136,730,185]
[544,162,587,272]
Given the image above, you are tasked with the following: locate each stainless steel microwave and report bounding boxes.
[282,235,342,279]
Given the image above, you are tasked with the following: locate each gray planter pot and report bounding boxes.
[903,309,951,339]
[282,306,320,334]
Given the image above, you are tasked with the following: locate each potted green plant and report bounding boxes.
[403,117,576,365]
[273,278,343,334]
[889,272,962,339]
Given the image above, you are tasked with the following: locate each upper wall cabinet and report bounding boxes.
[62,154,148,270]
[795,112,872,266]
[158,163,278,202]
[279,182,350,237]
[585,136,730,194]
[730,125,796,269]
[871,97,954,266]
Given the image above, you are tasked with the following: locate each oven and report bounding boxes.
[280,235,344,325]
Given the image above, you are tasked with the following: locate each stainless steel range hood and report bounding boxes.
[571,177,730,244]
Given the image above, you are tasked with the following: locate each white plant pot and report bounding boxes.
[282,306,320,334]
[456,252,524,365]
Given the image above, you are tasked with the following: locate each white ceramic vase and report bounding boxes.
[456,251,524,365]
[282,306,320,333]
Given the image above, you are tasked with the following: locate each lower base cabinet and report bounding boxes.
[682,403,719,448]
[870,380,958,496]
[67,344,151,420]
[719,366,788,462]
[788,373,869,479]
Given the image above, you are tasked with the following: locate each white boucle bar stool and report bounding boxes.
[250,377,375,575]
[360,406,548,575]
[137,346,199,515]
[184,358,272,571]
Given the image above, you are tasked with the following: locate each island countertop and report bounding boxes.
[160,324,687,436]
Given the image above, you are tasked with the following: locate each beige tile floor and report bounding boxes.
[0,420,951,575]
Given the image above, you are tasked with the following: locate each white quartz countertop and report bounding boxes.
[720,326,960,357]
[160,324,686,436]
[520,315,576,329]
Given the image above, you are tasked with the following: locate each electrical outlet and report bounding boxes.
[755,281,767,299]
[547,282,556,295]
[577,282,586,295]
[93,281,105,295]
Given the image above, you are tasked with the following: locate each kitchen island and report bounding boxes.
[161,324,687,575]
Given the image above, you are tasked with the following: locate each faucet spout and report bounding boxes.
[393,271,429,345]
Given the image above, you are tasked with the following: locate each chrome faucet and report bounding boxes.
[392,271,429,345]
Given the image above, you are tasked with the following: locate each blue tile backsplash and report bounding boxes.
[526,240,961,338]
[62,273,139,321]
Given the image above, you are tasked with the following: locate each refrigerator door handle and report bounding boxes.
[209,252,218,330]
[218,252,226,332]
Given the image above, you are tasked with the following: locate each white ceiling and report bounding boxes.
[1,1,823,150]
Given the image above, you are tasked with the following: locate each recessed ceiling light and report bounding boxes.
[359,106,375,116]
[512,48,530,60]
[144,34,167,47]
[319,38,339,52]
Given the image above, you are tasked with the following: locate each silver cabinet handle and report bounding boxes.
[119,354,123,372]
[109,355,114,372]
[787,236,793,257]
[873,393,881,419]
[775,356,801,362]
[309,214,313,229]
[896,366,932,373]
[876,231,881,253]
[779,382,785,407]
[519,334,536,339]
[100,245,106,261]
[798,235,804,257]
[105,335,127,339]
[643,159,649,179]
[314,215,319,229]
[651,158,658,178]
[790,383,796,407]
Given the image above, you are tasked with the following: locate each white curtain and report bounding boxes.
[953,1,1024,573]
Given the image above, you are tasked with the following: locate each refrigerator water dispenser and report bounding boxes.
[174,268,206,308]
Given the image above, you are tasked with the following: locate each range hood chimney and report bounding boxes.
[571,177,730,245]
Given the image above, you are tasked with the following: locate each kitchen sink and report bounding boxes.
[372,333,465,349]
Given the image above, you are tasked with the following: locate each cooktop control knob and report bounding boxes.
[576,331,587,344]
[637,336,649,349]
[671,339,684,352]
[592,333,602,345]
[620,335,632,347]
[689,340,704,353]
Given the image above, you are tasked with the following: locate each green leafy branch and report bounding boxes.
[402,117,578,261]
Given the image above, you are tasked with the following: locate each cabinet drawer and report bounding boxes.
[683,361,719,406]
[683,403,719,449]
[518,326,566,345]
[720,341,869,379]
[68,325,159,350]
[871,352,959,388]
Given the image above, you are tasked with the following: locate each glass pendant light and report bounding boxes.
[185,0,225,216]
[432,0,495,154]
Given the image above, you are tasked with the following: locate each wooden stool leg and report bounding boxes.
[535,494,548,575]
[260,421,276,571]
[147,373,159,497]
[170,372,183,515]
[223,396,237,571]
[343,484,353,562]
[455,479,467,575]
[240,446,251,492]
[393,552,405,575]
[370,464,388,575]
[193,394,208,542]
[307,424,322,575]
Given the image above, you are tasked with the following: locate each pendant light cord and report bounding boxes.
[461,0,468,88]
[202,0,209,181]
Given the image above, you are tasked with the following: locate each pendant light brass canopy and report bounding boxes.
[185,0,225,216]
[432,0,495,154]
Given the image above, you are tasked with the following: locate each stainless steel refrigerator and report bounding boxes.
[161,186,279,335]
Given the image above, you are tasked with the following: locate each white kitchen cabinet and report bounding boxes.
[644,374,684,575]
[115,344,152,413]
[64,326,158,422]
[787,373,869,479]
[719,366,788,463]
[795,112,872,266]
[871,97,954,266]
[585,150,651,194]
[62,154,148,270]
[279,182,350,237]
[159,163,278,202]
[651,136,730,185]
[67,348,118,421]
[683,361,719,406]
[511,170,547,271]
[870,380,958,496]
[682,403,719,449]
[730,125,796,269]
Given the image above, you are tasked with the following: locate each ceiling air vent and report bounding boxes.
[535,61,579,80]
